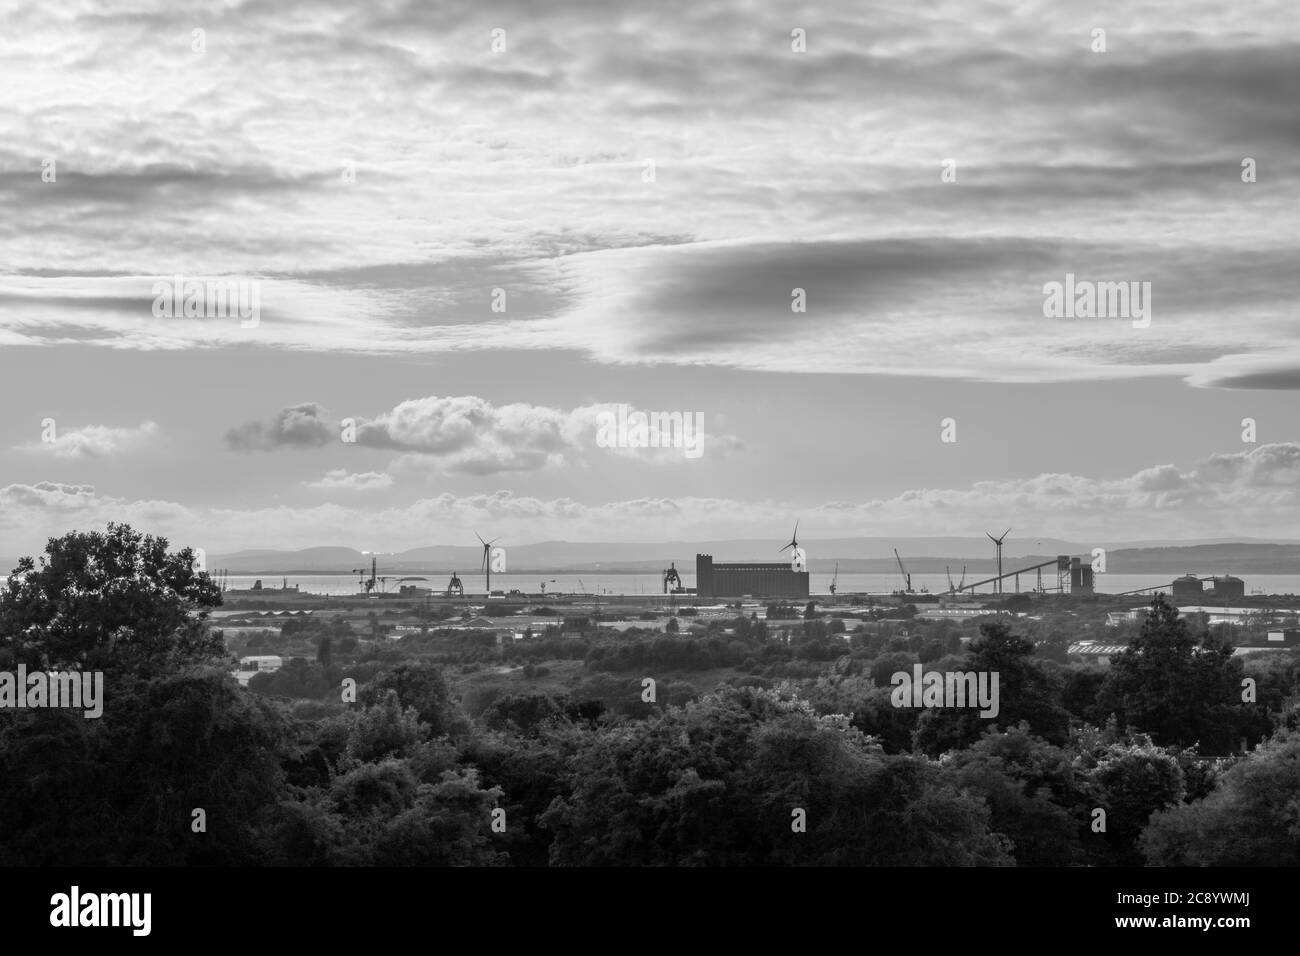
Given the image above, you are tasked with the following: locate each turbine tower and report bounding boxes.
[477,532,501,595]
[986,528,1011,594]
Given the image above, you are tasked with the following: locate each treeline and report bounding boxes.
[2,525,1299,867]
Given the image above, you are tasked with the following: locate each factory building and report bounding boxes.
[695,554,809,599]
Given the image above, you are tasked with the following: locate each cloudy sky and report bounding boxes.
[1,0,1298,556]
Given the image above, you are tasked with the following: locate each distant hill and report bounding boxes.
[197,538,1300,575]
[211,546,367,571]
[1102,544,1300,574]
[4,538,1299,577]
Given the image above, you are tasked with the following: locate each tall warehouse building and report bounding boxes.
[695,554,810,599]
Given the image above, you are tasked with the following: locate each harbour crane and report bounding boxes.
[945,565,968,594]
[893,549,913,593]
[351,556,405,594]
[662,563,683,594]
[351,556,379,594]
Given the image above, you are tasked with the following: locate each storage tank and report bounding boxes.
[1209,575,1245,602]
[1171,574,1204,601]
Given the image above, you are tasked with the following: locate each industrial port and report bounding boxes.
[213,527,1293,623]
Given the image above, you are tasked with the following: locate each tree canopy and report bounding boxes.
[1,523,222,673]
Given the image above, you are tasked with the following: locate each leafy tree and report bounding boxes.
[870,651,916,689]
[339,690,429,765]
[272,758,507,866]
[1142,728,1300,865]
[1060,665,1108,724]
[369,769,508,866]
[540,685,1011,865]
[482,693,567,735]
[360,663,461,737]
[465,726,582,866]
[943,724,1087,865]
[914,621,1070,755]
[1097,594,1260,754]
[0,671,286,865]
[1087,736,1184,865]
[248,658,332,700]
[0,523,223,673]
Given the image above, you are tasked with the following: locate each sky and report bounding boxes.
[1,0,1298,557]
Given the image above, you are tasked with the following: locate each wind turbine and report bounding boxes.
[477,532,501,595]
[779,520,800,555]
[986,528,1011,594]
[779,521,806,572]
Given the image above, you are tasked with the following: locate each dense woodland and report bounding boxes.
[3,524,1300,866]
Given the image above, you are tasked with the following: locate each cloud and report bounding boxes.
[545,238,1300,382]
[306,469,394,492]
[0,481,195,557]
[358,396,586,473]
[226,396,741,473]
[3,444,1298,555]
[1190,364,1300,391]
[1,1,1298,386]
[225,403,335,451]
[15,421,159,459]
